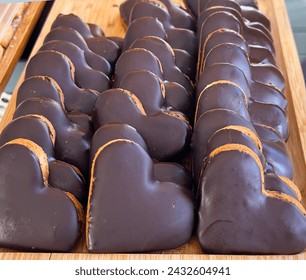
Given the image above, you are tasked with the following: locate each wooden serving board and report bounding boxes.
[0,1,45,93]
[0,0,306,260]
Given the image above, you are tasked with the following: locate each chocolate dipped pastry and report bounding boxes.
[93,89,191,161]
[90,123,192,190]
[0,139,84,252]
[197,144,306,254]
[254,124,293,179]
[87,139,194,253]
[39,41,110,91]
[122,16,197,57]
[120,0,195,30]
[13,98,91,176]
[44,27,112,73]
[129,36,194,94]
[0,115,87,205]
[195,81,250,122]
[241,6,271,31]
[173,48,196,81]
[25,50,99,115]
[113,48,163,87]
[119,70,192,118]
[192,109,256,184]
[50,14,121,66]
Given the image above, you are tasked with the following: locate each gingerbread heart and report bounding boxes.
[93,89,191,160]
[197,144,306,254]
[44,27,112,72]
[0,115,87,205]
[25,50,99,115]
[120,0,195,30]
[90,123,192,189]
[13,98,91,176]
[0,139,84,252]
[87,139,194,253]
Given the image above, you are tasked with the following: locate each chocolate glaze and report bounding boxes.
[130,36,194,94]
[39,40,110,91]
[44,27,112,73]
[66,111,93,132]
[173,48,196,81]
[249,45,276,65]
[241,6,271,30]
[88,23,104,37]
[113,48,163,87]
[198,148,306,254]
[25,51,99,115]
[203,43,285,94]
[196,82,250,122]
[93,89,191,160]
[17,76,63,108]
[119,70,165,115]
[120,0,195,30]
[192,109,256,184]
[87,140,194,253]
[255,124,293,179]
[90,123,192,189]
[13,98,91,176]
[0,143,83,252]
[249,100,289,141]
[197,63,250,100]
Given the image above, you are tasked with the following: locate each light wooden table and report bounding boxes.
[0,0,306,260]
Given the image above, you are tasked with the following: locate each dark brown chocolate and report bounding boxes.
[87,140,194,253]
[13,98,91,176]
[129,36,194,94]
[173,48,196,81]
[197,145,306,254]
[192,109,256,184]
[39,40,110,91]
[120,0,195,30]
[113,48,163,87]
[241,6,270,31]
[196,82,249,122]
[0,140,84,252]
[93,89,191,160]
[25,50,99,115]
[88,23,105,37]
[44,27,112,73]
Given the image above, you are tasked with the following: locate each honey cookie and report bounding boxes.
[0,139,84,252]
[87,139,194,252]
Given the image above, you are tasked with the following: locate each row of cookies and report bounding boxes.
[86,0,198,252]
[0,14,122,251]
[192,0,306,254]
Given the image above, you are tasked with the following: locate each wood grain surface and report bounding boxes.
[0,2,45,93]
[0,0,306,260]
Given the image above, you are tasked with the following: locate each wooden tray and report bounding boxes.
[0,1,45,93]
[0,0,306,260]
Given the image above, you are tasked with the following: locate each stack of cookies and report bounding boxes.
[185,0,306,254]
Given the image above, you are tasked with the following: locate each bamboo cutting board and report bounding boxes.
[1,0,306,260]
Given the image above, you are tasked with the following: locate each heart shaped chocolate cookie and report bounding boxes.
[87,139,194,253]
[0,139,84,252]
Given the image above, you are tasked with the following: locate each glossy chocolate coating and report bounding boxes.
[192,109,256,184]
[39,40,110,91]
[197,63,250,100]
[255,124,293,179]
[249,101,289,141]
[196,82,249,122]
[44,27,112,73]
[17,76,63,108]
[130,36,194,94]
[0,143,82,252]
[93,89,191,160]
[87,140,194,253]
[198,148,306,254]
[66,111,93,132]
[13,98,91,176]
[113,48,163,87]
[119,70,164,115]
[88,23,105,37]
[51,14,121,66]
[241,6,270,31]
[173,48,196,81]
[120,0,195,30]
[25,51,99,115]
[249,45,276,65]
[0,116,87,201]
